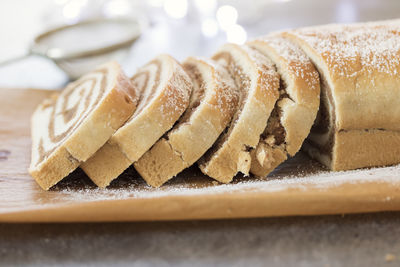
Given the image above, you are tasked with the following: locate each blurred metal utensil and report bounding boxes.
[0,17,141,79]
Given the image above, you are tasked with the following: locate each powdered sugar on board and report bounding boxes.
[54,153,400,203]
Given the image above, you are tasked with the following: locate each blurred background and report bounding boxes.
[0,0,399,89]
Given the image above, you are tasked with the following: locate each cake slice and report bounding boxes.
[247,34,320,177]
[81,54,192,187]
[29,62,138,190]
[134,57,239,187]
[199,44,280,183]
[283,19,400,170]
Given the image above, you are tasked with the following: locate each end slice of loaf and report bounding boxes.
[134,57,239,187]
[29,61,138,190]
[247,34,320,177]
[199,44,280,183]
[81,54,192,187]
[283,20,400,171]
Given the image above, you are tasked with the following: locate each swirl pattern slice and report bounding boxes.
[198,44,280,183]
[134,57,239,187]
[29,61,138,190]
[81,55,193,188]
[247,34,320,177]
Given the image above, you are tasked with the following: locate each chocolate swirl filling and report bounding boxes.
[129,59,162,118]
[37,68,108,164]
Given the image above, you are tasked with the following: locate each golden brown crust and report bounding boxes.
[247,34,320,177]
[79,143,132,188]
[304,129,400,171]
[134,57,239,187]
[81,55,192,188]
[29,147,80,191]
[333,130,400,170]
[199,44,280,183]
[29,62,137,190]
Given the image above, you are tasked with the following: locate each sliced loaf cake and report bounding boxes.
[199,44,280,183]
[29,62,137,190]
[81,55,192,187]
[134,57,239,187]
[283,20,400,170]
[247,34,320,177]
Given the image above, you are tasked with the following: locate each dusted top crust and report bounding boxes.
[283,20,400,131]
[249,34,320,108]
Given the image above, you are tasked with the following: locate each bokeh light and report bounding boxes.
[164,0,188,19]
[62,0,87,20]
[226,24,247,44]
[201,18,218,37]
[216,5,238,31]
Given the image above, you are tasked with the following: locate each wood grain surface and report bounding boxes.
[1,88,400,223]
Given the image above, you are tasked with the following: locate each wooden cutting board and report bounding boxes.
[1,88,400,222]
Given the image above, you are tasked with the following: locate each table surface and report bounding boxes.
[1,212,399,266]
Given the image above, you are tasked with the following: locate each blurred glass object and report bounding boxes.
[32,18,141,79]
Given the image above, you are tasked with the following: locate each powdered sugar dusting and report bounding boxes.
[159,56,192,118]
[255,34,320,92]
[290,21,400,77]
[55,162,400,202]
[190,56,239,120]
[207,58,239,116]
[256,35,310,65]
[242,45,280,95]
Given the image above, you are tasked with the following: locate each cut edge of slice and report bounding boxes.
[199,43,280,183]
[247,34,321,177]
[281,30,338,170]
